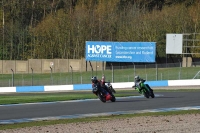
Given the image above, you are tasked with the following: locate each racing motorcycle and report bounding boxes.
[93,84,116,103]
[134,79,155,98]
[106,81,116,94]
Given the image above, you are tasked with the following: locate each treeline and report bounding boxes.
[0,0,200,60]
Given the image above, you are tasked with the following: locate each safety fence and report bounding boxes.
[0,79,200,93]
[0,61,200,87]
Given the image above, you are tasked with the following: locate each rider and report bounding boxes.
[101,74,110,93]
[91,76,101,95]
[133,75,153,93]
[134,75,143,93]
[101,74,106,87]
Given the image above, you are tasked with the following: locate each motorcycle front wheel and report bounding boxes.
[143,91,150,98]
[98,92,106,103]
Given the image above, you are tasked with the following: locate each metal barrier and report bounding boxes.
[0,79,200,93]
[0,62,200,87]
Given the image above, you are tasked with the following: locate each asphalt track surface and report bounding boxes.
[0,91,200,123]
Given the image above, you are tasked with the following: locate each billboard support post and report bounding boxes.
[89,61,93,77]
[111,63,114,83]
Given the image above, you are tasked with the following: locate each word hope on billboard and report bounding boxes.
[85,41,156,62]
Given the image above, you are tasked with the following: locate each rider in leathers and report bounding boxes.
[91,76,109,96]
[133,75,153,93]
[91,76,110,95]
[134,75,143,93]
[101,74,108,90]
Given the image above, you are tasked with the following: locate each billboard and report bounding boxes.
[166,34,183,54]
[85,41,156,62]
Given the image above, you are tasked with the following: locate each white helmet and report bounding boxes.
[135,75,139,81]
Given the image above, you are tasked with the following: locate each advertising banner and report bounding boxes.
[85,41,156,62]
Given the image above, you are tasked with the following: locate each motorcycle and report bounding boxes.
[106,81,116,94]
[93,84,116,103]
[134,79,155,98]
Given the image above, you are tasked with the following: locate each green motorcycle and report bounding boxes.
[134,79,155,98]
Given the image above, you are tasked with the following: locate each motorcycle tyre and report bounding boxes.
[150,91,155,98]
[146,84,154,98]
[98,92,106,103]
[110,95,116,102]
[144,91,150,98]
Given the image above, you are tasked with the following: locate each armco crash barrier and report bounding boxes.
[0,79,200,93]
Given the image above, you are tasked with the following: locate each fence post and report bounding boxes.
[31,68,33,86]
[111,63,114,83]
[179,61,182,80]
[132,63,135,79]
[70,65,73,84]
[50,67,53,85]
[134,64,135,78]
[146,74,147,81]
[156,63,158,81]
[11,69,14,87]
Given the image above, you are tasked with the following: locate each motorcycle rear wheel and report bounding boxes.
[150,91,155,98]
[110,95,116,102]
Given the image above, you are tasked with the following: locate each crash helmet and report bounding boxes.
[134,75,140,81]
[91,76,97,83]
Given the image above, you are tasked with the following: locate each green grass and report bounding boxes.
[1,66,200,87]
[0,110,199,130]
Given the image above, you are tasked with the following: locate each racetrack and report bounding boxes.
[0,90,200,124]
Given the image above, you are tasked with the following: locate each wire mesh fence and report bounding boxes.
[0,62,200,87]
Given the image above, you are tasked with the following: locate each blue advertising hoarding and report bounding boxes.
[85,41,156,62]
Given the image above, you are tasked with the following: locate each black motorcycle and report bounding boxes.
[106,81,116,94]
[93,84,116,103]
